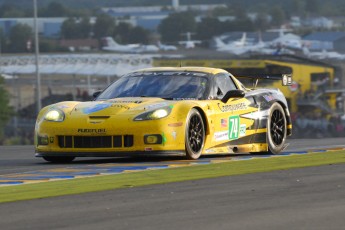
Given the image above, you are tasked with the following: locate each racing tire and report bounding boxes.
[42,156,75,163]
[185,108,205,160]
[266,102,287,154]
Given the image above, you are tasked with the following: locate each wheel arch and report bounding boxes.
[275,100,292,136]
[192,106,209,135]
[184,107,207,160]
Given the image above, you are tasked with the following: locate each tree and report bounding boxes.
[231,4,247,20]
[60,18,79,39]
[222,18,255,32]
[93,14,116,39]
[0,4,26,18]
[211,6,234,17]
[128,26,149,44]
[60,17,92,39]
[158,11,197,42]
[254,13,270,31]
[0,76,13,144]
[113,22,150,44]
[114,22,131,43]
[40,2,70,17]
[270,6,286,27]
[291,0,306,17]
[305,0,320,15]
[78,17,92,38]
[9,24,32,53]
[196,17,223,40]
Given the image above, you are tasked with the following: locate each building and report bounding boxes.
[304,17,334,29]
[0,17,66,37]
[303,32,345,52]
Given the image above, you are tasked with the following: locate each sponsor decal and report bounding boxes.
[218,102,247,112]
[110,100,142,104]
[228,116,247,139]
[221,118,228,128]
[215,117,246,141]
[205,149,216,153]
[168,122,183,127]
[171,131,177,140]
[172,98,198,100]
[239,124,246,137]
[145,102,168,110]
[82,103,111,114]
[56,105,70,109]
[89,121,102,124]
[229,115,240,140]
[77,128,106,134]
[263,95,274,102]
[126,71,207,77]
[162,133,167,146]
[145,147,153,151]
[111,104,131,110]
[214,131,229,141]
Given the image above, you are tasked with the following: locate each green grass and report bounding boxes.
[1,151,345,203]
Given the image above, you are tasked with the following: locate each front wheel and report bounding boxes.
[42,156,75,163]
[185,109,205,160]
[266,102,287,154]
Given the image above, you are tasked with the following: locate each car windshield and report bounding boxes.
[97,71,209,100]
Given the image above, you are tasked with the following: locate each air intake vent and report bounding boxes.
[74,136,112,148]
[58,135,134,148]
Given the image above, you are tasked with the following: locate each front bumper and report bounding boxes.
[35,150,186,158]
[35,115,186,157]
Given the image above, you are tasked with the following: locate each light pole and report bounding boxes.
[33,0,42,114]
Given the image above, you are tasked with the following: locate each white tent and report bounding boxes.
[0,53,156,77]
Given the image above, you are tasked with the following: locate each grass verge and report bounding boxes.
[1,151,345,203]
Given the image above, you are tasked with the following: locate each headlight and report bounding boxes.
[44,109,65,122]
[134,106,172,121]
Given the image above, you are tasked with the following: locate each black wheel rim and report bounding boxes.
[188,114,204,153]
[270,109,285,145]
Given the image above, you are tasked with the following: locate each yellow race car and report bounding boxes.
[35,67,292,163]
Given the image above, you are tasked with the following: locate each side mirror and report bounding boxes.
[221,90,245,103]
[92,91,102,99]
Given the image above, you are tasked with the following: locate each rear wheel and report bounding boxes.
[266,102,287,154]
[185,109,205,160]
[42,156,75,163]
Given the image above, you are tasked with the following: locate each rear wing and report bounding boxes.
[236,74,292,88]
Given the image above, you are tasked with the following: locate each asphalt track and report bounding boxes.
[0,138,345,230]
[1,138,345,174]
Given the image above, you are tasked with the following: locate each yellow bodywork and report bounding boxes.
[35,67,285,158]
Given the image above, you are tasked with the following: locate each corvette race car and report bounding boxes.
[35,67,292,162]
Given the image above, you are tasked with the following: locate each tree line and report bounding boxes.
[1,0,345,53]
[1,0,345,18]
[0,13,152,53]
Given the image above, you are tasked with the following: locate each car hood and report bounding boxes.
[56,98,174,116]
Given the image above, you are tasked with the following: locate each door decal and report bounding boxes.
[229,115,239,140]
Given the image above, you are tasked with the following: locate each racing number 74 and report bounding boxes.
[229,115,239,140]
